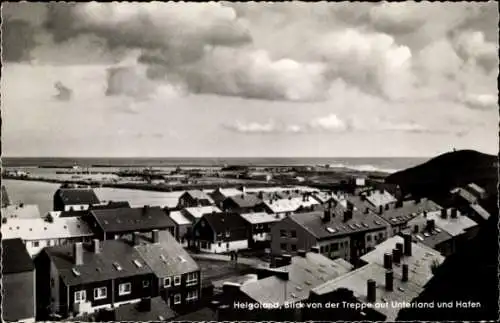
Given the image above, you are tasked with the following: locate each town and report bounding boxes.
[1,161,493,322]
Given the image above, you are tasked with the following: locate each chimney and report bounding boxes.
[426,219,435,232]
[383,253,393,269]
[385,270,394,291]
[133,231,141,245]
[311,246,320,253]
[451,208,458,219]
[367,279,376,303]
[92,239,100,254]
[423,211,428,218]
[275,269,290,281]
[74,242,83,265]
[152,229,160,243]
[392,248,401,264]
[281,254,292,266]
[402,264,409,282]
[403,234,412,256]
[138,297,152,312]
[378,205,384,214]
[364,207,370,214]
[440,208,447,219]
[143,205,150,214]
[396,242,404,256]
[242,186,247,195]
[322,209,331,223]
[385,204,390,210]
[343,209,352,222]
[297,249,306,257]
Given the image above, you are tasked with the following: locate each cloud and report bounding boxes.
[452,30,498,71]
[224,120,278,134]
[459,93,498,110]
[308,114,348,132]
[2,19,37,62]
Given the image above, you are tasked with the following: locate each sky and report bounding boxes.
[2,2,498,157]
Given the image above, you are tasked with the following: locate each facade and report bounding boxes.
[270,203,389,264]
[222,194,263,213]
[239,212,281,247]
[36,240,156,319]
[192,212,249,253]
[1,215,94,257]
[177,190,214,208]
[88,206,176,240]
[53,188,101,212]
[169,210,192,246]
[134,230,201,314]
[2,238,36,323]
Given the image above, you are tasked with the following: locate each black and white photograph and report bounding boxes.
[1,1,498,322]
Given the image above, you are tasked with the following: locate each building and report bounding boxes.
[259,196,321,218]
[53,187,101,212]
[90,201,131,210]
[2,204,41,220]
[406,207,478,256]
[183,205,222,223]
[359,234,445,288]
[466,183,487,200]
[2,184,11,207]
[270,202,389,264]
[88,206,176,240]
[344,189,397,213]
[1,216,94,257]
[307,262,424,321]
[210,188,243,207]
[2,238,36,323]
[371,198,442,237]
[468,202,491,223]
[312,191,334,205]
[450,187,478,206]
[177,190,214,208]
[222,194,263,213]
[192,212,249,253]
[134,230,201,313]
[36,240,156,319]
[218,252,353,321]
[240,212,281,247]
[169,210,192,246]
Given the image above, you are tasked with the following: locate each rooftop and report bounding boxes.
[262,197,319,214]
[45,239,153,286]
[470,203,491,221]
[241,253,353,306]
[91,206,175,233]
[211,188,243,197]
[364,190,397,208]
[374,199,442,226]
[312,191,334,204]
[55,188,100,205]
[312,263,423,321]
[451,187,478,204]
[1,216,93,241]
[408,228,453,250]
[90,201,131,210]
[425,209,477,237]
[360,235,445,288]
[467,182,486,194]
[288,206,388,240]
[202,212,248,238]
[225,194,262,209]
[1,204,41,219]
[240,212,281,225]
[169,210,192,226]
[183,190,214,204]
[184,205,222,219]
[2,238,34,274]
[134,231,199,277]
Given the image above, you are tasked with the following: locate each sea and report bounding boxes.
[2,157,429,215]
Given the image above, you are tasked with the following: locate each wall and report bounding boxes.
[270,217,317,255]
[200,239,248,253]
[2,271,35,322]
[65,204,90,212]
[317,236,350,261]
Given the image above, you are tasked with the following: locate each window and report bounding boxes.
[367,235,372,242]
[186,290,199,301]
[174,293,181,304]
[280,243,287,251]
[174,275,181,286]
[187,272,198,286]
[74,290,86,303]
[93,287,107,300]
[218,242,222,247]
[33,241,39,247]
[413,225,419,233]
[143,280,150,288]
[291,244,297,252]
[163,277,171,288]
[280,230,287,238]
[118,283,131,296]
[291,230,297,238]
[332,243,338,251]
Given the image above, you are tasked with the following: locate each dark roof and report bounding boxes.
[134,231,199,277]
[115,297,177,321]
[174,307,216,321]
[44,240,153,285]
[288,205,388,240]
[58,209,89,218]
[90,201,131,210]
[225,194,262,208]
[241,253,353,305]
[91,206,175,233]
[55,188,101,205]
[1,185,11,207]
[406,228,453,250]
[2,238,34,274]
[375,199,442,226]
[182,190,214,203]
[451,187,478,204]
[202,212,248,236]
